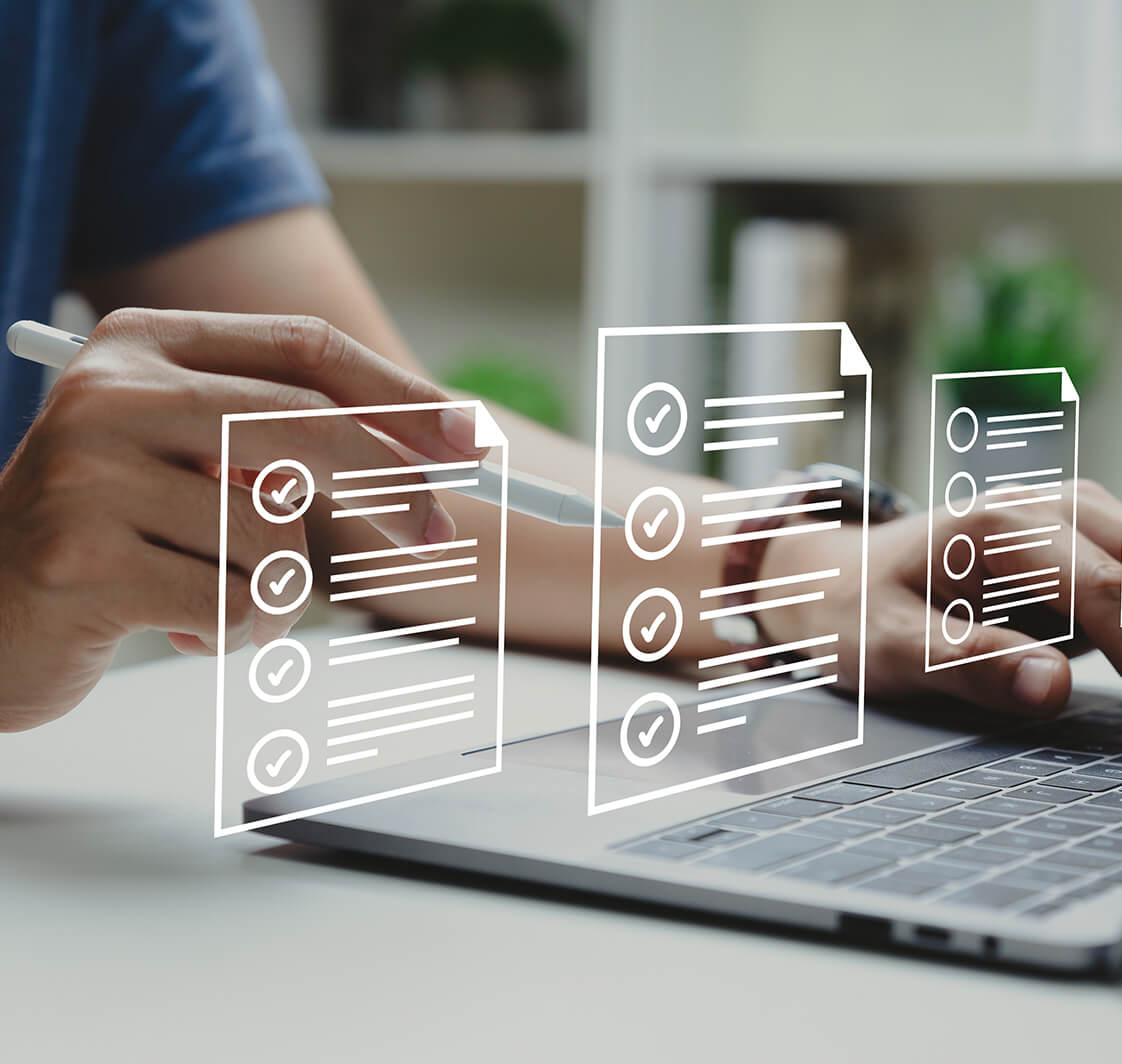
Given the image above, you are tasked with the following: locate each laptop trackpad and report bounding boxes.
[494,689,1032,799]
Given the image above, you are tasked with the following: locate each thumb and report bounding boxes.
[922,608,1071,716]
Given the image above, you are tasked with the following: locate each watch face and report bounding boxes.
[803,463,910,522]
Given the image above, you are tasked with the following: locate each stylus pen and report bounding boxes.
[6,319,624,528]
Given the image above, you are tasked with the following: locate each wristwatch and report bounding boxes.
[712,463,914,652]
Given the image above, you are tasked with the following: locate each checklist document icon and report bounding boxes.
[214,401,508,837]
[589,324,871,816]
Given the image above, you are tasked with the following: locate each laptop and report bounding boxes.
[245,683,1122,977]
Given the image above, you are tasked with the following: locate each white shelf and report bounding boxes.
[305,130,597,183]
[642,137,1122,184]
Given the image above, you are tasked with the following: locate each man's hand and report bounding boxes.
[757,480,1121,717]
[0,308,485,731]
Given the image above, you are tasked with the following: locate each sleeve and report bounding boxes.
[67,0,328,278]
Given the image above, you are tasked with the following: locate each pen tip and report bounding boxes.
[600,508,627,528]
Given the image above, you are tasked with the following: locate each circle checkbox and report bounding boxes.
[625,486,686,562]
[248,637,312,704]
[252,459,315,524]
[626,382,688,457]
[246,728,310,795]
[250,550,313,617]
[619,692,681,767]
[622,587,683,663]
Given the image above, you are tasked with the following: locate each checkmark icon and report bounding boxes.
[268,567,298,597]
[270,477,299,505]
[640,611,668,643]
[264,748,294,778]
[637,716,666,748]
[642,507,670,538]
[266,658,295,687]
[645,403,672,434]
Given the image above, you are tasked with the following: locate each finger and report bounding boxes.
[121,458,309,577]
[1067,529,1122,674]
[1070,479,1122,560]
[134,369,458,553]
[94,308,486,461]
[167,632,215,656]
[116,541,291,654]
[981,521,1122,671]
[883,599,1072,716]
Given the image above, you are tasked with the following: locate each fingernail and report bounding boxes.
[1012,655,1060,708]
[423,505,456,545]
[439,409,481,454]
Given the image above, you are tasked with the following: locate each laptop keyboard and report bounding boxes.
[617,706,1122,917]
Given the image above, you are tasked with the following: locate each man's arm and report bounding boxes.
[78,206,728,660]
[77,205,1122,717]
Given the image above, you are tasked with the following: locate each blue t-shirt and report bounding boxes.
[0,0,327,464]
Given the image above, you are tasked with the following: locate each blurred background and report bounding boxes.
[240,0,1122,500]
[86,0,1122,660]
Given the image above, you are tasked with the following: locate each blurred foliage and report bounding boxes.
[406,0,571,75]
[442,349,566,430]
[932,238,1101,409]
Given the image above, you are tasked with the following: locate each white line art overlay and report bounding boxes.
[589,323,870,816]
[214,401,508,837]
[925,370,1079,672]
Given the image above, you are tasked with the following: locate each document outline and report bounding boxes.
[214,399,507,838]
[924,369,1079,673]
[588,323,868,816]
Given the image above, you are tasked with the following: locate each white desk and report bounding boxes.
[2,632,1120,1062]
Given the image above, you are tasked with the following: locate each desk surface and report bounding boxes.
[3,631,1120,1062]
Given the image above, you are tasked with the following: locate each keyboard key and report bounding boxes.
[1054,804,1122,826]
[1046,773,1120,793]
[955,768,1037,789]
[945,883,1039,909]
[845,740,1026,789]
[836,806,921,827]
[1074,834,1122,856]
[1056,881,1118,903]
[1014,816,1100,840]
[971,796,1051,818]
[917,780,998,800]
[891,823,979,845]
[991,758,1065,777]
[860,874,940,896]
[929,809,1018,831]
[779,851,893,884]
[1085,793,1122,810]
[711,809,792,833]
[990,865,1078,888]
[1072,763,1122,782]
[797,818,879,841]
[753,797,840,818]
[661,826,737,846]
[893,860,979,887]
[1005,784,1084,805]
[980,830,1059,854]
[795,782,889,805]
[701,832,832,872]
[875,792,960,813]
[1022,749,1100,767]
[1037,848,1117,871]
[850,837,934,860]
[939,845,1020,867]
[622,839,698,860]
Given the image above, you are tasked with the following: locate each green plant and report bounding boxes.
[441,348,566,430]
[406,0,571,77]
[931,242,1100,409]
